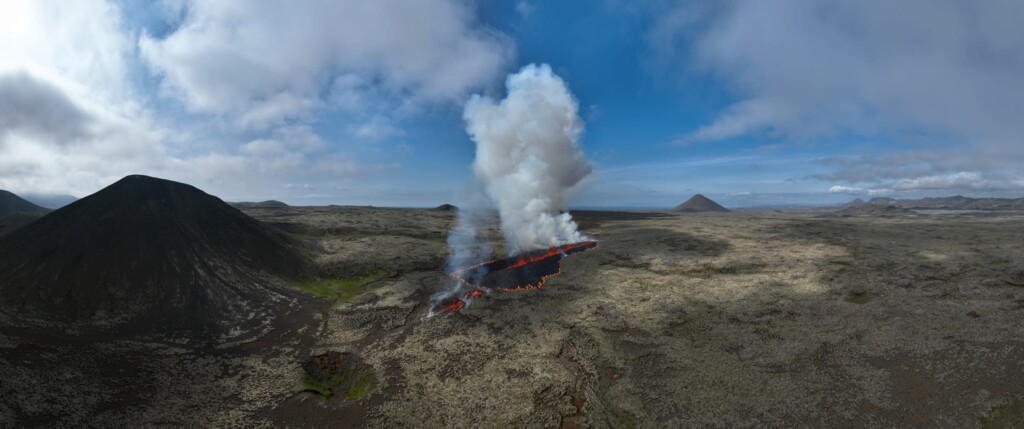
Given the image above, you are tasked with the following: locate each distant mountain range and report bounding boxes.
[0,190,50,217]
[0,190,50,237]
[21,193,78,209]
[671,194,730,213]
[838,195,1024,211]
[229,200,289,208]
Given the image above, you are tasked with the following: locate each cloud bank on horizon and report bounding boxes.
[0,0,1021,206]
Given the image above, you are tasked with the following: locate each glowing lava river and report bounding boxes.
[430,240,598,316]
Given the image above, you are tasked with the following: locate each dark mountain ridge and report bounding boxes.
[0,175,315,341]
[0,190,50,217]
[230,200,289,208]
[866,195,1024,210]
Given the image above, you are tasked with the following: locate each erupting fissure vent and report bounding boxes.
[430,240,598,316]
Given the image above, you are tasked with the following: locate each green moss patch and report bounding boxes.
[301,351,378,400]
[845,290,878,304]
[612,409,638,429]
[301,376,331,397]
[294,270,391,302]
[981,396,1024,429]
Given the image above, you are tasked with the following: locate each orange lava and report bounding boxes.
[430,240,598,316]
[465,289,486,300]
[432,298,465,316]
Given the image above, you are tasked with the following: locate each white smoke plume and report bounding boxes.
[464,63,592,255]
[427,64,592,317]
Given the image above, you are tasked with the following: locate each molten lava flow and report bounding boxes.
[430,240,598,315]
[431,296,466,316]
[453,240,598,291]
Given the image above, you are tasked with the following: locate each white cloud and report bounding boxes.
[516,1,535,19]
[351,117,405,141]
[827,185,864,195]
[0,0,510,203]
[889,172,1024,193]
[827,172,1024,197]
[0,0,169,196]
[826,185,889,196]
[139,0,514,128]
[666,0,1024,147]
[0,72,94,144]
[645,0,1024,196]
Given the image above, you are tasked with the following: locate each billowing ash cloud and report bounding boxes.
[463,64,592,254]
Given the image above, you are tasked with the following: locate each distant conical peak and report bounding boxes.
[672,194,730,212]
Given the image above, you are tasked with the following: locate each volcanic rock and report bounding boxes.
[230,200,289,208]
[671,194,730,213]
[0,175,315,340]
[0,189,50,217]
[0,213,41,237]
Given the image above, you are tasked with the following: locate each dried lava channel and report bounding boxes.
[433,241,597,315]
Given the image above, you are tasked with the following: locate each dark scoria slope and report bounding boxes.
[0,213,42,237]
[0,175,315,340]
[0,189,50,217]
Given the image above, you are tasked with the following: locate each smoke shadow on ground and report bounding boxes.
[774,216,1024,304]
[571,210,673,232]
[587,226,733,271]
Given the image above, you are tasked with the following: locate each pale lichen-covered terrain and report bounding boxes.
[2,207,1023,427]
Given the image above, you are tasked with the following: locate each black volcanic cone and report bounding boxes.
[455,241,598,290]
[671,194,730,212]
[0,175,315,339]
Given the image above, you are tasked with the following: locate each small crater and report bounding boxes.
[300,351,377,400]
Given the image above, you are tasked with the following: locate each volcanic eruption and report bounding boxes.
[430,64,596,315]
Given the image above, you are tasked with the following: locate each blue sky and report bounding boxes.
[1,1,1022,208]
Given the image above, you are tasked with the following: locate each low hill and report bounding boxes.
[671,194,730,212]
[433,204,457,211]
[838,198,866,209]
[230,200,289,208]
[0,190,49,217]
[0,175,315,341]
[873,195,1024,210]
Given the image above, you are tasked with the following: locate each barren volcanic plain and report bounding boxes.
[2,206,1023,428]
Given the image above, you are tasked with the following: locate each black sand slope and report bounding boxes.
[0,175,315,340]
[672,194,730,212]
[0,213,41,237]
[0,189,49,217]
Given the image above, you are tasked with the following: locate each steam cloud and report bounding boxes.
[464,63,592,255]
[428,64,592,316]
